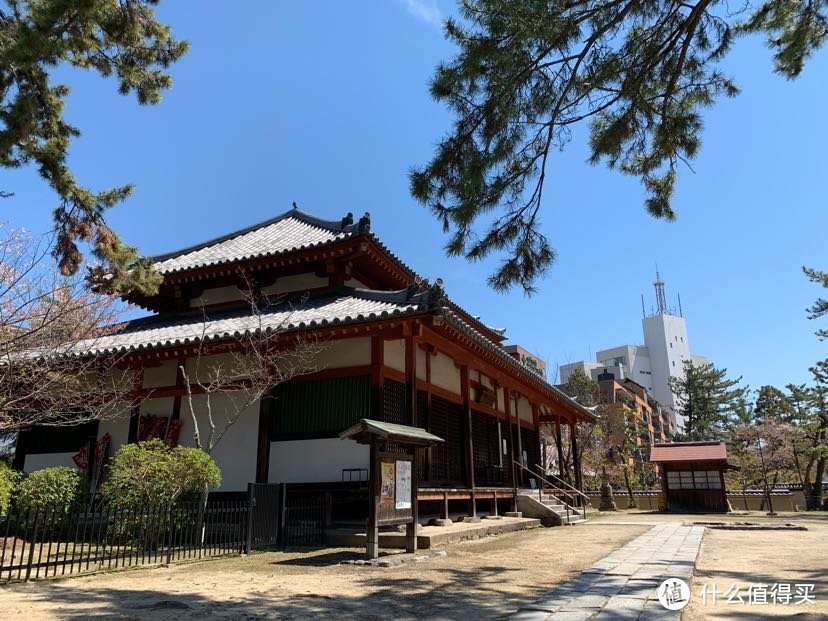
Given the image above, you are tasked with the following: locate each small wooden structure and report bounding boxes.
[340,419,444,558]
[650,441,734,513]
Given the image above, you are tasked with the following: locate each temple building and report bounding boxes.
[13,206,595,517]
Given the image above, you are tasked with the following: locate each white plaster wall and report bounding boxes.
[416,347,427,381]
[318,337,370,369]
[383,339,405,373]
[182,352,243,384]
[190,285,242,308]
[98,416,132,452]
[516,395,533,423]
[140,397,176,417]
[177,392,259,492]
[269,439,369,483]
[496,387,505,413]
[24,452,77,473]
[430,351,461,395]
[261,273,327,296]
[143,360,178,388]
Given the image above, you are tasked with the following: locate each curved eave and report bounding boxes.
[437,312,597,423]
[64,304,429,359]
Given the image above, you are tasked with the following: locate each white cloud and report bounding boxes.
[400,0,442,29]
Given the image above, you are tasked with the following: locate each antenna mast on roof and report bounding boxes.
[678,292,683,317]
[654,271,668,314]
[641,293,646,319]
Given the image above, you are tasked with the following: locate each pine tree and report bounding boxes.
[560,367,598,407]
[0,1,186,294]
[804,266,828,340]
[669,360,746,439]
[411,1,828,292]
[754,385,796,423]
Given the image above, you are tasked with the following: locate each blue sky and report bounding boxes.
[3,1,826,391]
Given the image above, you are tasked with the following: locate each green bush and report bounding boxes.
[0,463,22,514]
[16,467,86,513]
[101,439,221,511]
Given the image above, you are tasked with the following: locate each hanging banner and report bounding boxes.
[395,460,412,509]
[380,462,395,500]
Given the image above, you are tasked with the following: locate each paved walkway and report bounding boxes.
[510,522,705,621]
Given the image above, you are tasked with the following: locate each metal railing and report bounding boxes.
[0,499,249,582]
[0,482,332,582]
[535,465,591,517]
[512,461,586,523]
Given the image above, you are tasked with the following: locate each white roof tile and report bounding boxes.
[151,210,358,274]
[69,290,424,356]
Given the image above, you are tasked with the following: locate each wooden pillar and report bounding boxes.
[554,415,565,480]
[171,356,186,421]
[460,365,476,517]
[371,336,384,420]
[404,334,417,426]
[570,419,583,498]
[425,347,433,481]
[504,386,517,505]
[255,391,272,483]
[367,440,380,559]
[406,451,419,553]
[514,393,524,487]
[127,367,144,444]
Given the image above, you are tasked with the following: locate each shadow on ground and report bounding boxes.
[3,564,538,620]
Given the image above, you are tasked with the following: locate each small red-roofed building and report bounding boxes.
[650,441,733,512]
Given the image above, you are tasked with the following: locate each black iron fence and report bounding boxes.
[282,493,327,547]
[0,483,331,582]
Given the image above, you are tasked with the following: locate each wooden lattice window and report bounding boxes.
[429,396,465,484]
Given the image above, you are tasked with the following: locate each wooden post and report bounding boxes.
[255,392,272,483]
[554,416,565,480]
[514,393,524,488]
[504,386,517,508]
[406,453,419,553]
[245,483,255,554]
[425,345,434,482]
[460,365,476,517]
[569,419,583,499]
[371,336,384,421]
[405,334,417,427]
[367,440,380,559]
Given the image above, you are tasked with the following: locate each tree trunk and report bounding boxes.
[623,465,637,509]
[812,456,826,511]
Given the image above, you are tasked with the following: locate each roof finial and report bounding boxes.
[292,201,299,210]
[357,212,371,233]
[341,212,354,228]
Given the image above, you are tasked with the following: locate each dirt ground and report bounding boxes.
[683,514,828,620]
[2,511,826,620]
[0,523,647,620]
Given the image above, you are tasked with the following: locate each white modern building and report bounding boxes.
[560,273,707,431]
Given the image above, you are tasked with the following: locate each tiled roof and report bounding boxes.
[151,209,361,274]
[340,419,445,446]
[437,308,597,422]
[147,206,508,345]
[67,289,428,356]
[649,442,727,463]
